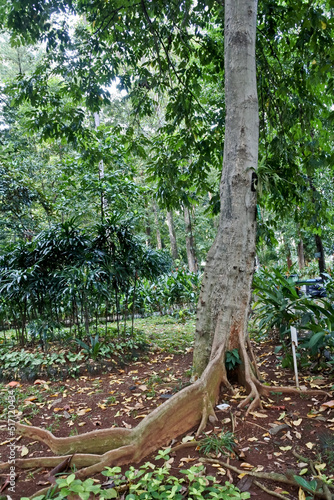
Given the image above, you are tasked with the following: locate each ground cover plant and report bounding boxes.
[0,315,334,500]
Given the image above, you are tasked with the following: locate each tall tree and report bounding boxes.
[1,0,329,488]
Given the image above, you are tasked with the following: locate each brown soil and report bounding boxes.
[0,339,333,499]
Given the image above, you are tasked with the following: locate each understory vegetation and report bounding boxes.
[1,261,334,383]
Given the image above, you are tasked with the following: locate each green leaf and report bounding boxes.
[293,475,314,491]
[66,473,76,485]
[308,331,325,349]
[101,489,118,499]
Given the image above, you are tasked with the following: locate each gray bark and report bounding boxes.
[94,112,108,221]
[184,206,197,273]
[153,202,162,250]
[193,0,259,377]
[166,210,178,260]
[297,239,305,270]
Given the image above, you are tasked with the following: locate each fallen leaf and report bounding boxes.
[292,418,302,426]
[240,462,255,470]
[138,385,148,391]
[48,454,73,484]
[285,431,293,441]
[221,418,231,424]
[298,487,306,500]
[7,381,20,388]
[34,379,47,385]
[179,457,196,464]
[77,408,92,416]
[279,446,292,451]
[315,463,326,472]
[236,475,253,491]
[306,442,315,450]
[248,437,258,442]
[321,400,334,408]
[249,411,267,419]
[21,445,29,457]
[78,422,86,427]
[182,435,195,443]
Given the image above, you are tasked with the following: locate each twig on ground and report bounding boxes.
[253,479,291,499]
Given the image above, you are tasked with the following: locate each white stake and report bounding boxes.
[290,326,299,389]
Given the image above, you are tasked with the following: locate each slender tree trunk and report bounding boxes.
[153,202,162,250]
[315,234,326,274]
[94,112,107,222]
[145,218,151,247]
[193,0,259,377]
[166,210,178,260]
[297,238,305,270]
[184,206,197,273]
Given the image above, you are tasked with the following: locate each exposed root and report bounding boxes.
[238,380,262,413]
[246,336,261,380]
[237,331,329,413]
[75,444,137,480]
[253,479,294,500]
[196,392,218,436]
[254,379,330,398]
[201,458,330,499]
[201,457,297,486]
[238,328,263,414]
[15,422,132,455]
[0,454,102,471]
[170,441,200,453]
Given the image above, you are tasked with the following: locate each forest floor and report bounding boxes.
[0,319,334,500]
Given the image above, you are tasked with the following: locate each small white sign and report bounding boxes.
[290,326,298,345]
[290,326,299,389]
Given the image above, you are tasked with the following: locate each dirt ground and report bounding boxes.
[0,338,333,499]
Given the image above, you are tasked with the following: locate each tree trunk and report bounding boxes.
[166,210,178,260]
[94,112,107,222]
[153,202,162,250]
[193,0,259,378]
[297,238,305,270]
[315,233,326,275]
[184,206,198,273]
[145,214,151,247]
